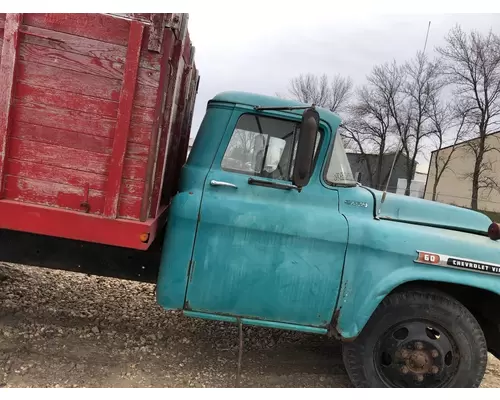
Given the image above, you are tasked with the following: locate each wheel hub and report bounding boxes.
[399,342,437,378]
[408,351,430,372]
[375,321,459,387]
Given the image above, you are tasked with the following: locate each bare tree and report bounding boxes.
[286,73,353,113]
[428,96,468,201]
[330,74,354,113]
[367,60,411,193]
[437,26,500,209]
[462,135,500,204]
[400,52,443,196]
[366,54,442,196]
[341,84,395,189]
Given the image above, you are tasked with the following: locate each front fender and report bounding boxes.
[335,217,500,339]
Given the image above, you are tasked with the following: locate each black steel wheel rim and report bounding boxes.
[373,319,460,388]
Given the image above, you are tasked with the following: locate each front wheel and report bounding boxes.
[342,288,488,388]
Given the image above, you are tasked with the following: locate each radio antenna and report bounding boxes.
[377,21,431,218]
[423,21,431,54]
[377,135,403,218]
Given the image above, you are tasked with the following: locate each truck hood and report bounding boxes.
[365,188,492,235]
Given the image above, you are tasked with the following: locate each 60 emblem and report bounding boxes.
[416,251,441,265]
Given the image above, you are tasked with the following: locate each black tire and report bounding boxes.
[342,288,488,388]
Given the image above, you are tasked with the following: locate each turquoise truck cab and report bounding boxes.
[156,91,500,388]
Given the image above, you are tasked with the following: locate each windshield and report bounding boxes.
[325,133,357,186]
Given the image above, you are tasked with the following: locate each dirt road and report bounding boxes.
[1,263,500,388]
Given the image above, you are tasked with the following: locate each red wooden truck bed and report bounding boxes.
[0,13,199,250]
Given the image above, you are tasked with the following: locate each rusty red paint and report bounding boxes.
[23,13,131,47]
[0,198,168,249]
[0,13,22,197]
[146,38,184,220]
[147,13,167,53]
[140,29,176,221]
[158,64,192,209]
[0,13,196,249]
[104,21,144,218]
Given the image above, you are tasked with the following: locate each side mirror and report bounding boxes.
[292,108,320,188]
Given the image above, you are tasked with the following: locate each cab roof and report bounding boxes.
[210,91,342,128]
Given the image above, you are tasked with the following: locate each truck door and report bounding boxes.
[185,111,349,327]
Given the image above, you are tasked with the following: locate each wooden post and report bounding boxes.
[143,38,183,221]
[104,20,144,218]
[0,13,22,197]
[139,29,177,222]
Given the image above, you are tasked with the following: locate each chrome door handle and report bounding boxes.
[210,180,238,189]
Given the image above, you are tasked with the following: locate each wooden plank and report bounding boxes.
[12,120,151,159]
[130,122,154,145]
[6,159,144,196]
[147,14,166,52]
[12,102,117,139]
[20,24,162,71]
[12,120,113,154]
[154,64,192,213]
[23,13,131,47]
[20,25,127,63]
[0,198,164,249]
[104,21,144,218]
[8,137,147,180]
[123,157,147,181]
[16,83,154,123]
[18,41,124,80]
[8,138,108,175]
[19,41,159,88]
[147,39,184,219]
[131,105,154,125]
[4,174,142,220]
[5,174,105,213]
[0,13,22,197]
[118,194,142,219]
[134,82,157,108]
[118,195,142,219]
[16,82,118,117]
[183,31,191,63]
[139,29,176,221]
[16,61,122,101]
[137,67,160,88]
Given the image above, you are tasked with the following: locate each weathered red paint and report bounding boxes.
[147,38,185,219]
[104,21,144,218]
[159,64,192,209]
[0,13,198,249]
[23,13,131,47]
[0,199,167,249]
[139,28,176,221]
[0,13,22,197]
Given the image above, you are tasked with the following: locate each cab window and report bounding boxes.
[221,114,321,182]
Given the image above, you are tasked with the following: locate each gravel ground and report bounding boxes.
[1,262,500,388]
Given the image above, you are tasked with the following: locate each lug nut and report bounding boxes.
[415,342,424,350]
[401,366,409,374]
[431,350,439,358]
[431,366,439,374]
[400,349,409,359]
[415,374,424,382]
